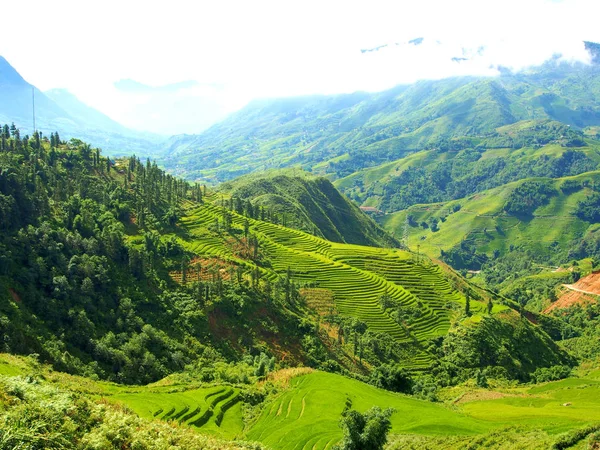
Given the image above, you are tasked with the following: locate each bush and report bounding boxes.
[369,364,413,393]
[531,365,572,383]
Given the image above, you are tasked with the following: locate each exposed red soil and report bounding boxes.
[544,271,600,313]
[8,288,21,303]
[568,271,600,294]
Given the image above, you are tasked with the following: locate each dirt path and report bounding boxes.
[562,284,600,296]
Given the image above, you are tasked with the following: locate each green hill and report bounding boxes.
[0,126,569,382]
[218,170,397,247]
[380,171,600,269]
[335,120,600,212]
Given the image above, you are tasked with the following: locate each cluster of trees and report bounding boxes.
[504,180,557,216]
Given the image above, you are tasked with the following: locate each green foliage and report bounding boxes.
[333,406,394,450]
[0,375,262,449]
[219,170,397,247]
[552,423,600,450]
[531,365,572,383]
[504,180,557,216]
[576,191,600,222]
[429,315,574,384]
[369,364,413,393]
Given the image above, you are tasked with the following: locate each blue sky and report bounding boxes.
[1,0,598,135]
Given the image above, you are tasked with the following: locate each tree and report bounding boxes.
[333,407,394,450]
[486,298,493,315]
[465,293,471,316]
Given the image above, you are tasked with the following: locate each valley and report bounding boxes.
[3,30,600,450]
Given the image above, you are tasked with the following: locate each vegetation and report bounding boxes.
[219,169,397,247]
[3,122,600,449]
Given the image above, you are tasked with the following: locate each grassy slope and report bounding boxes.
[246,371,490,450]
[174,197,468,367]
[246,370,600,450]
[4,354,599,450]
[381,171,600,260]
[218,169,397,247]
[160,62,600,183]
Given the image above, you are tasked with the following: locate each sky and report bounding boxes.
[1,0,599,135]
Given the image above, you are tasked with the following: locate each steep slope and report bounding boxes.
[0,56,161,155]
[0,56,70,124]
[218,170,398,247]
[160,51,600,183]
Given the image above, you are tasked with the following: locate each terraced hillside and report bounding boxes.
[174,197,470,368]
[248,370,600,450]
[382,171,600,264]
[246,371,489,450]
[112,385,244,438]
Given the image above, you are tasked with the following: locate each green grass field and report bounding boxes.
[2,354,600,449]
[248,370,600,449]
[111,369,600,450]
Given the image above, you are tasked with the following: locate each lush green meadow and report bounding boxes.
[30,359,598,450]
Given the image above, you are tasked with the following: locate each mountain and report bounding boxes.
[218,169,398,247]
[159,49,600,183]
[334,119,600,212]
[0,56,162,156]
[381,170,600,267]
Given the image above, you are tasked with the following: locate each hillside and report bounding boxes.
[0,128,572,385]
[3,129,599,448]
[2,355,600,449]
[218,169,397,247]
[545,272,600,313]
[159,53,600,183]
[381,171,600,268]
[335,120,600,212]
[0,56,161,156]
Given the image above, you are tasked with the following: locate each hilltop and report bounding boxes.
[218,169,397,247]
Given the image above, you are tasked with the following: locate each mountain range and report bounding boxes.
[0,56,161,156]
[158,43,600,184]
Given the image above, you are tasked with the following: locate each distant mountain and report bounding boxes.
[160,46,600,183]
[0,56,162,156]
[44,88,131,134]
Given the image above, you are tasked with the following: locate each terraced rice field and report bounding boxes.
[246,371,490,450]
[176,200,467,367]
[111,385,244,438]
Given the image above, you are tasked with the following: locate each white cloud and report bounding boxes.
[1,0,599,134]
